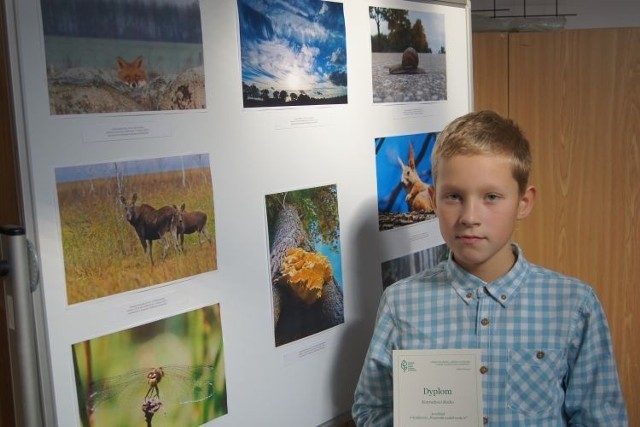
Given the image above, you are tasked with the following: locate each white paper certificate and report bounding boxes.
[393,349,484,426]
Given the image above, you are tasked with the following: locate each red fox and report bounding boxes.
[116,56,147,88]
[397,143,434,213]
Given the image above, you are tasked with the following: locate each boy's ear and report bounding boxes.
[517,185,536,220]
[428,185,437,210]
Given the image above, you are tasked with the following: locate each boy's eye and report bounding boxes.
[486,193,500,201]
[444,193,461,201]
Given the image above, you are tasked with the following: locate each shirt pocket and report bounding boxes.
[507,348,566,417]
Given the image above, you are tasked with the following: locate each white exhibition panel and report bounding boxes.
[6,0,471,425]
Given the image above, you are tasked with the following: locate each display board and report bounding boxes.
[3,0,472,425]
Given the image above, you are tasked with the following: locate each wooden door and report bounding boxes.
[473,28,640,425]
[472,31,509,116]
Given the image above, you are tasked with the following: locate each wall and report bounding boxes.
[2,1,471,425]
[472,0,640,29]
[473,28,640,426]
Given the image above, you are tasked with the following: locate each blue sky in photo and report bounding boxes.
[237,0,347,99]
[55,154,210,183]
[315,239,342,289]
[370,9,445,53]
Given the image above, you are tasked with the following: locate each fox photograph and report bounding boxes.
[375,132,438,231]
[72,304,227,427]
[55,153,216,305]
[40,0,206,114]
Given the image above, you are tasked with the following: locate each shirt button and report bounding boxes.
[536,351,545,360]
[483,416,489,424]
[466,292,473,299]
[481,318,489,326]
[500,294,507,301]
[480,366,488,374]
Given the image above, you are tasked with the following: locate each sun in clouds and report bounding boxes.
[238,0,347,107]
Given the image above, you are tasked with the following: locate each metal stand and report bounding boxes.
[1,225,43,427]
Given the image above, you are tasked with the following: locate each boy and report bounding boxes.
[352,111,628,426]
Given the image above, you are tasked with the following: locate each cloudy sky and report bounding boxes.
[237,0,347,99]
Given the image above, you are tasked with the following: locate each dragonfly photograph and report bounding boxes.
[72,304,227,426]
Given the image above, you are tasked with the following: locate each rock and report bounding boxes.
[402,47,419,68]
[47,66,206,113]
[389,47,427,75]
[156,67,206,110]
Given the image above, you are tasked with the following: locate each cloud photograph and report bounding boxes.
[238,0,347,108]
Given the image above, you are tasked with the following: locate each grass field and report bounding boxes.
[57,167,216,305]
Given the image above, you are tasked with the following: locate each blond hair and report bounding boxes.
[432,110,532,194]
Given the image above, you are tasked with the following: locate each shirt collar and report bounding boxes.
[446,243,529,307]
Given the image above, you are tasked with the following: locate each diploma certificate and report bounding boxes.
[393,349,484,426]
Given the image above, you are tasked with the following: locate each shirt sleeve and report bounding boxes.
[352,291,397,427]
[564,288,628,426]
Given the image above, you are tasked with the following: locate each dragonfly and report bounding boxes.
[86,364,215,415]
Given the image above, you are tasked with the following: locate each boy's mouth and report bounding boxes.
[457,235,483,244]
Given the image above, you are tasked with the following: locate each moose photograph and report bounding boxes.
[72,303,227,426]
[375,132,438,231]
[55,153,216,305]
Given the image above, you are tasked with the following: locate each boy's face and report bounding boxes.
[429,154,535,282]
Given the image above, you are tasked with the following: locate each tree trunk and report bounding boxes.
[269,204,344,346]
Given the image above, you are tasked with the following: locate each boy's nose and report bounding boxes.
[460,200,480,226]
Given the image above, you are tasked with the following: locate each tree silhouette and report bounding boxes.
[370,8,429,53]
[369,7,390,51]
[386,9,411,51]
[411,19,429,53]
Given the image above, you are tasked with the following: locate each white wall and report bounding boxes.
[472,0,640,29]
[5,1,473,425]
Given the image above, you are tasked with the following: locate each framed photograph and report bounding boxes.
[238,0,347,108]
[55,153,216,304]
[381,244,448,289]
[370,5,446,103]
[265,184,344,346]
[72,304,227,426]
[375,132,438,230]
[41,0,206,114]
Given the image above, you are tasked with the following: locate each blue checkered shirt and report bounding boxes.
[352,244,628,426]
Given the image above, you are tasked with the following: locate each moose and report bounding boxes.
[172,203,211,251]
[397,143,434,213]
[120,193,178,265]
